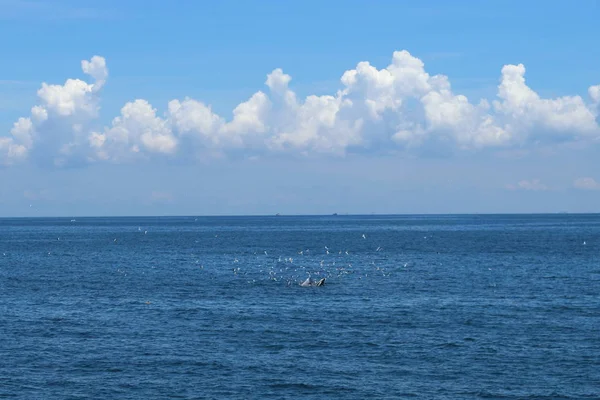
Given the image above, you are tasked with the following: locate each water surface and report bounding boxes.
[1,214,599,399]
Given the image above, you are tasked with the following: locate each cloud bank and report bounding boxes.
[573,177,600,191]
[505,179,550,191]
[2,51,600,166]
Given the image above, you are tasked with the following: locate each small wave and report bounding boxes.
[474,390,583,399]
[268,382,320,390]
[436,342,463,349]
[261,343,285,351]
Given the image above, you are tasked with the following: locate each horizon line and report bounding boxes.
[0,211,597,219]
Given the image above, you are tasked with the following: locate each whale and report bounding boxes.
[300,277,326,287]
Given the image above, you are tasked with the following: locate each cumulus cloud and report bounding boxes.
[589,85,600,104]
[506,179,549,191]
[2,51,600,166]
[2,55,107,166]
[573,177,600,191]
[89,99,178,163]
[494,64,599,142]
[0,137,27,166]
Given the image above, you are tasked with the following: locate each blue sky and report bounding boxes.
[1,0,599,216]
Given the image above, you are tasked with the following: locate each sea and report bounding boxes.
[0,214,599,399]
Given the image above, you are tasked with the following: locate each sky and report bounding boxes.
[1,0,599,217]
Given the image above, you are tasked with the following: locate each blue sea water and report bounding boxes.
[1,214,599,399]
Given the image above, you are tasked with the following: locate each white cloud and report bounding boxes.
[81,56,108,91]
[2,50,600,167]
[589,85,600,104]
[90,99,178,162]
[1,55,108,166]
[0,137,27,166]
[167,98,223,145]
[220,91,271,146]
[573,177,600,191]
[506,179,549,191]
[37,78,98,118]
[494,64,599,142]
